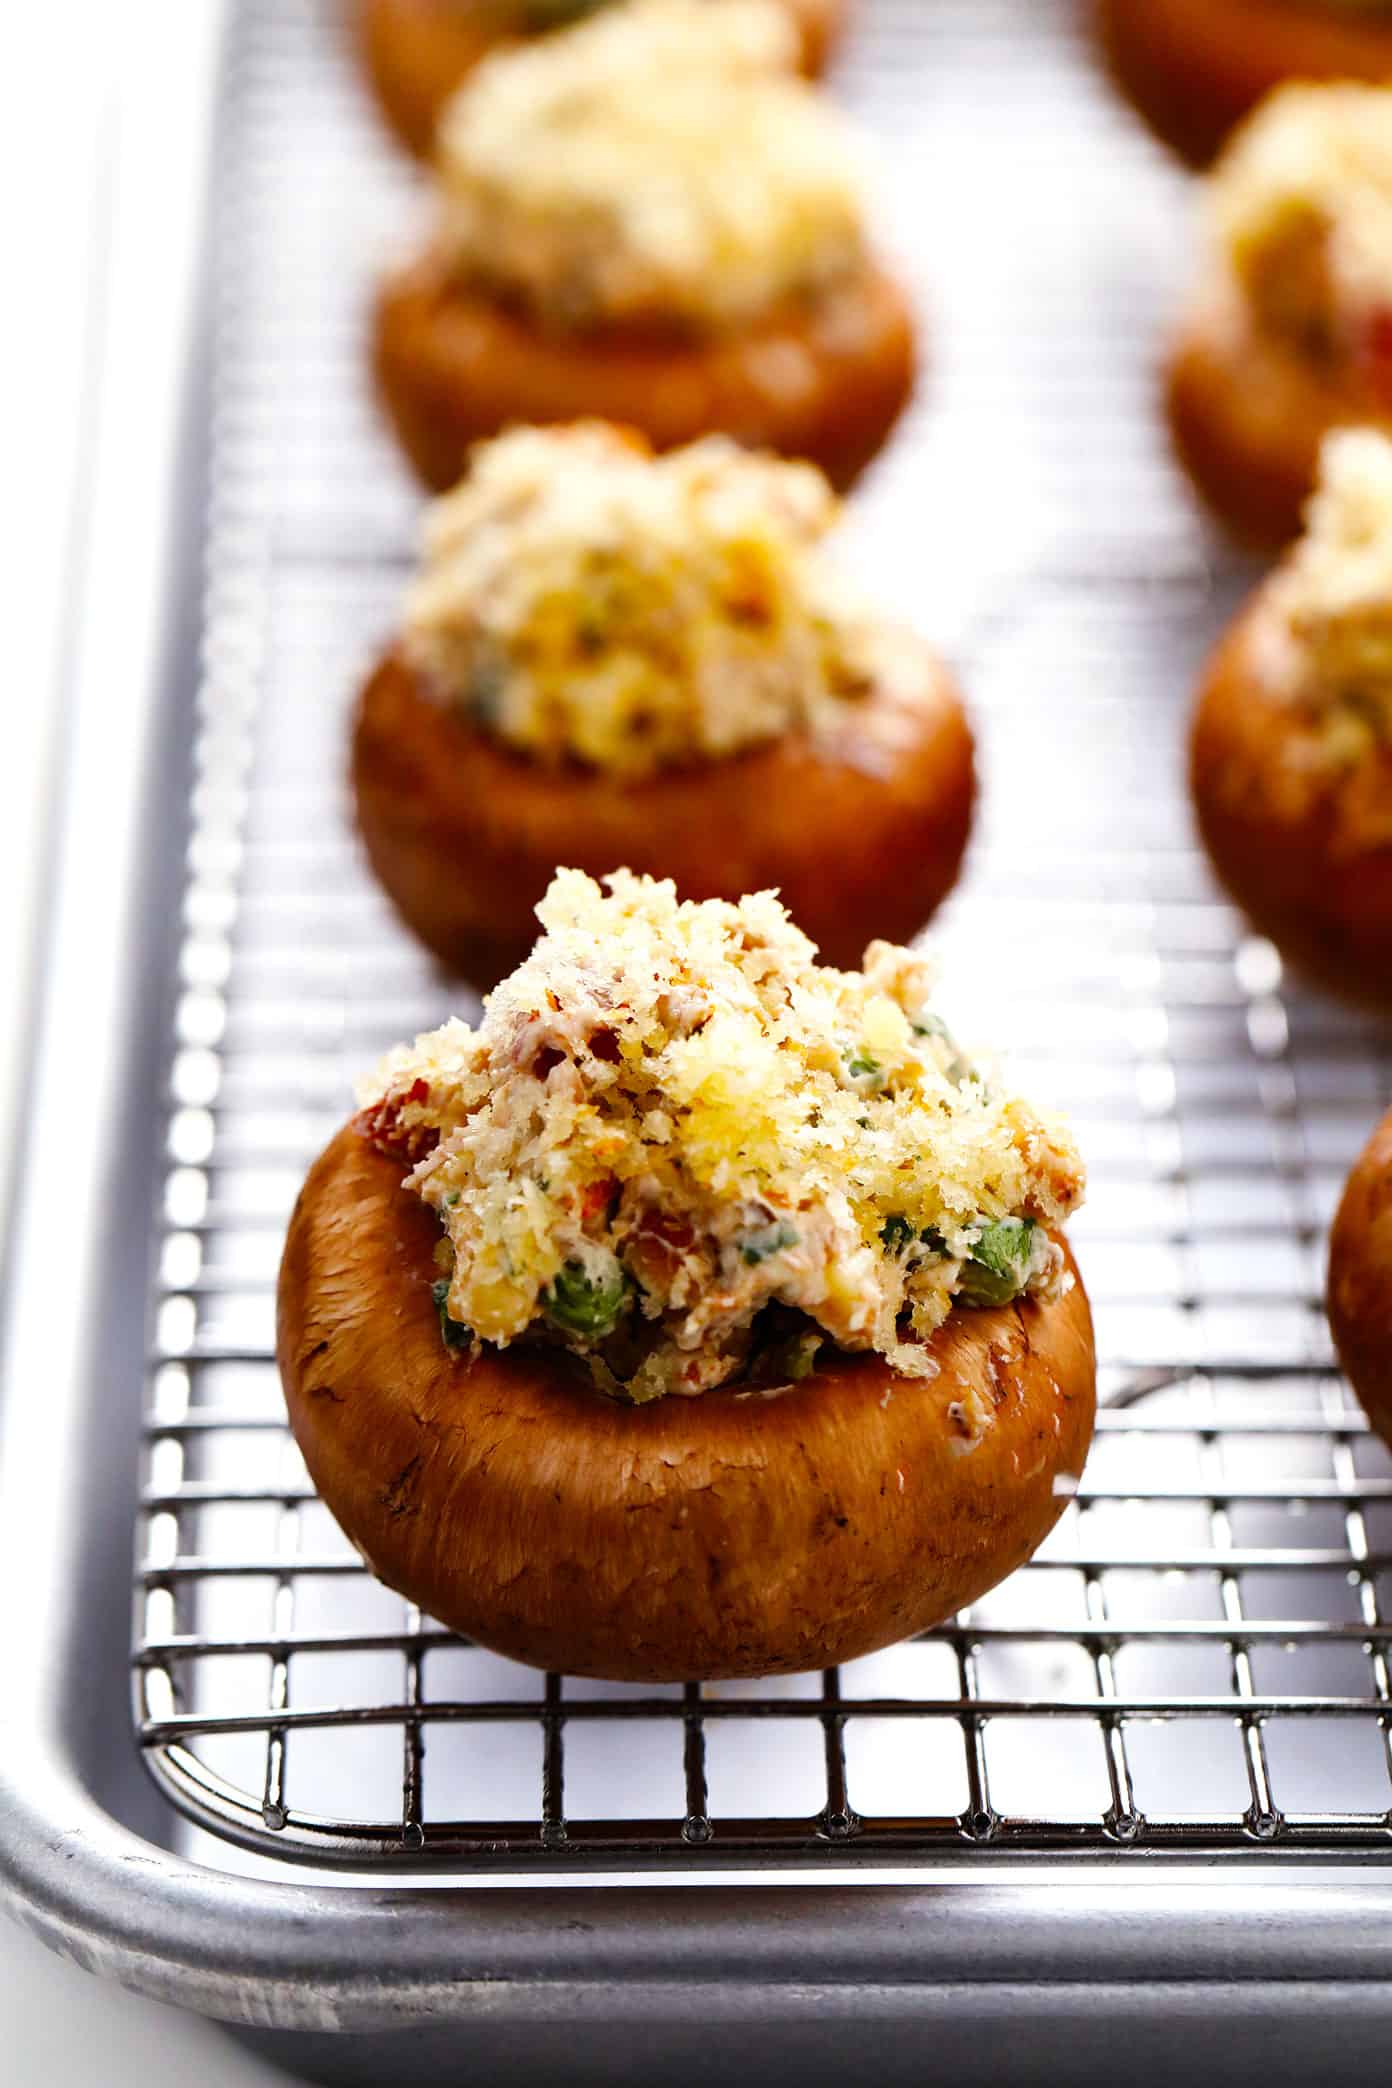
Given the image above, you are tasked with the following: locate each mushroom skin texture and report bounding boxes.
[351,642,975,987]
[1189,596,1392,1008]
[1093,0,1392,168]
[1166,286,1392,549]
[356,0,848,161]
[277,1126,1097,1683]
[372,252,917,493]
[1329,1110,1392,1450]
[356,0,496,158]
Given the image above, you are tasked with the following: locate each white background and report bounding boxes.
[0,6,296,2082]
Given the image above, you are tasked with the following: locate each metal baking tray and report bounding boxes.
[4,0,1392,2079]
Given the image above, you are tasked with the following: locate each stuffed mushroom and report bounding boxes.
[1167,84,1392,546]
[1190,428,1392,1005]
[353,421,974,985]
[277,870,1096,1681]
[372,0,916,490]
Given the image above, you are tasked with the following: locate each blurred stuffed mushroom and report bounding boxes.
[372,0,916,487]
[1190,428,1392,1005]
[352,421,974,985]
[1168,84,1392,544]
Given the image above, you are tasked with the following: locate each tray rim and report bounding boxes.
[4,0,1392,2041]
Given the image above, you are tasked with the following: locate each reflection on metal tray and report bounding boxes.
[132,0,1392,1871]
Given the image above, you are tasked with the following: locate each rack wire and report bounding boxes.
[134,0,1392,1867]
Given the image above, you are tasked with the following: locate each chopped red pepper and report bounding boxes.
[580,1175,620,1229]
[355,1090,440,1166]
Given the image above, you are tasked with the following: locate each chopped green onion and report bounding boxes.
[845,1048,884,1086]
[957,1218,1039,1307]
[776,1329,823,1382]
[468,658,507,727]
[912,1010,972,1085]
[431,1277,471,1353]
[542,1257,630,1340]
[740,1220,800,1267]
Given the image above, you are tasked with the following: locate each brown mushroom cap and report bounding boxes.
[1329,1109,1392,1451]
[1189,592,1392,1009]
[277,1125,1097,1682]
[356,0,496,159]
[356,0,848,161]
[351,642,975,986]
[1093,0,1392,168]
[372,252,917,493]
[1166,290,1392,550]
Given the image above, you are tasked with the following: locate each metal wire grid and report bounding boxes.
[133,0,1392,1867]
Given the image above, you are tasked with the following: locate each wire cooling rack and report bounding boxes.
[133,0,1392,1867]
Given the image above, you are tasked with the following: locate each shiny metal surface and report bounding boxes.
[133,0,1392,1869]
[2,0,1392,2072]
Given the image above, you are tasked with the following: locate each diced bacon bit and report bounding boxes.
[626,1210,697,1289]
[507,1008,577,1080]
[354,1084,440,1167]
[579,1176,619,1230]
[1361,307,1392,409]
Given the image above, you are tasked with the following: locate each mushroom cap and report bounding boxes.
[1189,591,1392,1009]
[351,641,974,986]
[372,252,917,493]
[1166,284,1392,550]
[1094,0,1392,168]
[1330,1108,1392,1450]
[277,1124,1096,1682]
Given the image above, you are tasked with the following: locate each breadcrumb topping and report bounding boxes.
[1212,85,1392,396]
[357,871,1085,1402]
[434,0,867,330]
[402,424,888,775]
[1264,430,1392,755]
